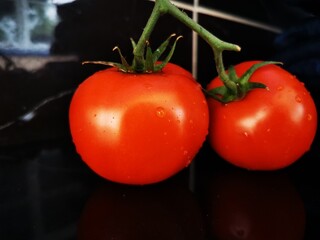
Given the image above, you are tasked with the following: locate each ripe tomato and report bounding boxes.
[207,61,317,170]
[69,63,208,185]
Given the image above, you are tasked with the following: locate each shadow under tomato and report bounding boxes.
[77,174,205,240]
[201,167,306,240]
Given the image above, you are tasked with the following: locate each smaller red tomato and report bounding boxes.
[207,61,317,170]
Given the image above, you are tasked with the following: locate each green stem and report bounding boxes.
[165,1,239,52]
[133,0,163,72]
[165,0,240,84]
[213,49,237,92]
[133,0,240,83]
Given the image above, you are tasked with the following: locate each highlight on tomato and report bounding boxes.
[206,61,317,170]
[69,62,209,185]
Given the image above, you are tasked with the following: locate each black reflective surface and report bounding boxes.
[1,0,320,239]
[1,141,320,239]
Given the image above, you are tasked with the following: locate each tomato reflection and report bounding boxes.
[202,168,306,240]
[77,175,205,240]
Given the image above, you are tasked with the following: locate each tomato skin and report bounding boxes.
[69,63,208,185]
[207,61,317,170]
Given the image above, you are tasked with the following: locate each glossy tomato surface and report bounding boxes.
[207,61,317,170]
[69,63,209,185]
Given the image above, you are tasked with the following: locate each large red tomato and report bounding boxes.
[207,61,317,170]
[69,63,208,185]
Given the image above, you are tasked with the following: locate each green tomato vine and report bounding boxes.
[85,0,280,103]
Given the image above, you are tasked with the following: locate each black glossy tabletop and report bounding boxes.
[1,138,320,239]
[1,0,320,239]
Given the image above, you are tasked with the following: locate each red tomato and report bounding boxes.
[207,61,317,170]
[69,63,208,185]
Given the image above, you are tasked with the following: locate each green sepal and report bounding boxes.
[130,38,137,49]
[152,33,176,63]
[206,86,236,103]
[247,81,268,90]
[112,46,132,72]
[82,34,181,73]
[207,61,282,103]
[82,60,127,72]
[238,61,282,86]
[154,35,182,72]
[145,41,154,72]
[82,45,136,73]
[142,33,182,73]
[227,65,238,81]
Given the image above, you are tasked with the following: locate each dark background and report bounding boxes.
[1,0,319,239]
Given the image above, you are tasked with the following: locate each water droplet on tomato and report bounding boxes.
[183,150,189,156]
[266,128,271,133]
[156,107,166,118]
[295,96,302,103]
[243,132,249,137]
[307,114,313,121]
[185,159,192,167]
[277,86,284,91]
[163,131,168,136]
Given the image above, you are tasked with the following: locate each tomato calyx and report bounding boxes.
[206,61,282,103]
[83,34,182,73]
